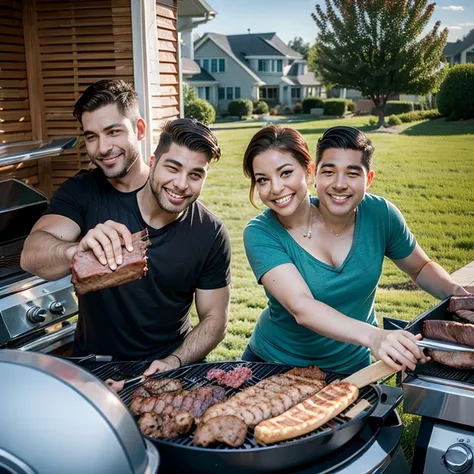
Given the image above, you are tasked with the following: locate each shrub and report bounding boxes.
[395,109,442,123]
[183,83,198,107]
[293,102,303,114]
[385,101,414,115]
[184,99,216,125]
[269,107,278,116]
[438,64,474,120]
[228,99,253,118]
[253,100,269,115]
[388,115,402,126]
[346,100,355,113]
[323,99,347,116]
[302,97,325,113]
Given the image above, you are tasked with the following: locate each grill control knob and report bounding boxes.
[26,306,47,324]
[444,443,473,473]
[49,301,65,315]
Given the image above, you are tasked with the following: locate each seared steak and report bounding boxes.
[448,296,474,312]
[423,320,474,347]
[71,229,151,295]
[194,415,248,447]
[455,310,474,324]
[427,349,474,370]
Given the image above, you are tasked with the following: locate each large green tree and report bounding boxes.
[288,37,311,59]
[311,0,448,126]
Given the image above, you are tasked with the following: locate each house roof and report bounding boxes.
[291,73,322,86]
[187,68,218,82]
[178,0,216,18]
[443,28,474,57]
[181,57,201,76]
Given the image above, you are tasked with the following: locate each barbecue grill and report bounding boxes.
[0,137,78,355]
[91,360,410,474]
[385,298,474,473]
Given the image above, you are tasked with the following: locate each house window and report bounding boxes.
[219,58,226,72]
[258,59,268,72]
[277,60,283,72]
[218,87,225,100]
[259,87,279,100]
[226,87,233,100]
[235,87,241,99]
[258,59,283,73]
[291,88,301,99]
[198,87,210,101]
[211,58,218,72]
[203,59,209,71]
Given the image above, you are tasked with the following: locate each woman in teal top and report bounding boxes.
[242,125,471,374]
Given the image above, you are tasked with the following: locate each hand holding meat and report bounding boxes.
[144,357,180,376]
[368,329,427,371]
[75,220,134,270]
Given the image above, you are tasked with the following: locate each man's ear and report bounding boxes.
[306,161,316,185]
[149,155,155,169]
[366,170,375,188]
[136,118,146,141]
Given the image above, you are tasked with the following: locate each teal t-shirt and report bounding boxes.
[243,194,416,373]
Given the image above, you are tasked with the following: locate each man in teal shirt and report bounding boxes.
[242,125,471,374]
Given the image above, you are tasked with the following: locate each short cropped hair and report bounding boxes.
[243,125,313,207]
[154,118,221,163]
[316,126,374,171]
[73,79,140,126]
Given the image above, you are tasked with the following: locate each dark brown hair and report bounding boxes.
[154,118,221,163]
[316,126,374,171]
[73,79,140,126]
[243,125,313,207]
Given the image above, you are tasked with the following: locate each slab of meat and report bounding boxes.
[448,295,474,312]
[206,367,253,388]
[142,378,182,395]
[427,349,474,370]
[423,320,474,347]
[138,410,193,439]
[254,381,359,444]
[455,310,474,324]
[71,229,151,295]
[193,415,247,447]
[130,385,227,419]
[286,366,326,380]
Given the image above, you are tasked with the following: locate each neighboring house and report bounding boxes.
[443,29,474,66]
[184,32,323,112]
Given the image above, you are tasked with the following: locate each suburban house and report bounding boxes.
[0,0,215,196]
[184,32,323,111]
[443,28,474,66]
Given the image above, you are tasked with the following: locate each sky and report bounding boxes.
[196,0,474,45]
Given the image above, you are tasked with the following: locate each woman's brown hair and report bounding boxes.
[243,125,314,207]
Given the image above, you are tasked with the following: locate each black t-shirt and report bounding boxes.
[45,169,231,360]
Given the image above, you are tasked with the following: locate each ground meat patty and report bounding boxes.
[206,367,253,388]
[286,366,326,380]
[194,415,248,447]
[427,349,474,369]
[423,320,474,347]
[448,295,474,312]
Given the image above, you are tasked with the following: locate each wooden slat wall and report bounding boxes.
[153,0,180,144]
[35,0,134,192]
[0,0,38,186]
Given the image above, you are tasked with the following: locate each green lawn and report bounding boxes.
[194,116,474,458]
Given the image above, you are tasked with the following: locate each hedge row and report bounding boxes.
[302,97,353,115]
[387,109,442,126]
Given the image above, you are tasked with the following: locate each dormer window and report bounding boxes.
[258,59,283,73]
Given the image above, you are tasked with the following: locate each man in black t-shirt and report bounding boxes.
[21,80,231,376]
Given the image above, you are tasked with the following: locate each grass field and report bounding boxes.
[193,116,474,457]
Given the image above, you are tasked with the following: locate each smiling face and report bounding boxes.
[316,148,375,217]
[81,103,145,179]
[252,148,314,217]
[148,142,210,214]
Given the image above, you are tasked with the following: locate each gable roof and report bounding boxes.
[187,68,218,82]
[444,28,474,57]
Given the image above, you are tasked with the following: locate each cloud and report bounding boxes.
[459,22,474,27]
[440,6,464,10]
[448,25,463,30]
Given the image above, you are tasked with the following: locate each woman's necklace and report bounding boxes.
[317,208,356,238]
[279,205,314,239]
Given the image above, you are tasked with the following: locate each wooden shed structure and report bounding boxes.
[0,0,214,196]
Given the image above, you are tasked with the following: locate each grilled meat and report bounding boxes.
[448,295,474,312]
[254,381,359,444]
[455,310,474,324]
[423,320,474,347]
[71,229,151,295]
[138,411,193,439]
[130,385,227,419]
[427,349,474,369]
[143,377,182,395]
[286,366,326,380]
[194,415,248,447]
[206,367,253,388]
[132,386,151,398]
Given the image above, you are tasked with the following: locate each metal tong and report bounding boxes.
[416,338,474,353]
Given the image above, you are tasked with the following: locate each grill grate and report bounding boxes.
[92,361,379,450]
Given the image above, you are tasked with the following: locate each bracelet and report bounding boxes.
[169,353,182,368]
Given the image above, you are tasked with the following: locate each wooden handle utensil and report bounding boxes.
[343,360,397,389]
